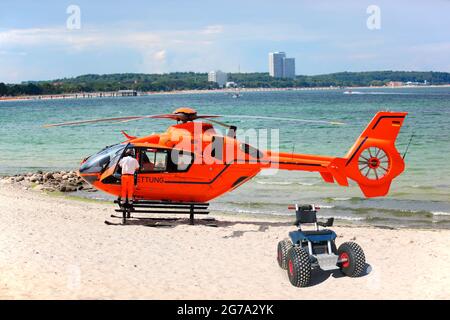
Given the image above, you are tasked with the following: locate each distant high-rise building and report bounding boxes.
[282,57,296,79]
[269,52,286,78]
[208,70,228,87]
[269,52,296,79]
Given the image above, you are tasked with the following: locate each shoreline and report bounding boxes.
[7,182,443,232]
[2,171,450,231]
[1,84,449,102]
[0,183,449,299]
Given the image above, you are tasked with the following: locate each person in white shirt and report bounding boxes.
[118,149,140,204]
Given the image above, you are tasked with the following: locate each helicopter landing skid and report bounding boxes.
[113,199,210,225]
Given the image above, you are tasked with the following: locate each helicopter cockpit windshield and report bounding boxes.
[79,143,126,174]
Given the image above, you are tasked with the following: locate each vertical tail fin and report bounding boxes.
[329,111,408,197]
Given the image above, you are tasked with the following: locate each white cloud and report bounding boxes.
[410,42,450,54]
[348,53,378,60]
[0,50,27,56]
[3,19,448,82]
[201,25,224,35]
[0,27,158,51]
[140,49,168,74]
[0,22,328,79]
[153,50,167,62]
[0,25,228,76]
[402,42,450,72]
[0,26,220,53]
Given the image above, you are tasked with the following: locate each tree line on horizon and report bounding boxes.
[1,71,450,97]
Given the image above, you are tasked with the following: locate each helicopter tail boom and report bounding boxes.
[267,111,408,197]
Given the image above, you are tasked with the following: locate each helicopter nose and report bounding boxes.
[78,159,101,183]
[79,156,103,174]
[78,171,100,184]
[78,152,105,184]
[78,143,127,183]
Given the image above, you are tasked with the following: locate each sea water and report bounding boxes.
[1,87,449,228]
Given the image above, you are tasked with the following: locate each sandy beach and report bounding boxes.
[0,183,449,300]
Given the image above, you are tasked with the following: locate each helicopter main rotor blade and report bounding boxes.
[43,115,158,127]
[215,115,345,125]
[44,112,344,128]
[205,118,234,128]
[195,115,221,119]
[43,113,221,128]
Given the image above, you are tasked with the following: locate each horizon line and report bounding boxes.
[5,69,450,85]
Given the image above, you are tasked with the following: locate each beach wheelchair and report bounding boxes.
[277,204,366,287]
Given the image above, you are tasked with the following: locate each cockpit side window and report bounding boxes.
[80,144,126,174]
[139,148,168,173]
[135,148,194,173]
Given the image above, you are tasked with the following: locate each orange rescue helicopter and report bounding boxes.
[46,108,407,223]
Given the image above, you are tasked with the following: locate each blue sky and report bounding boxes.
[1,0,449,83]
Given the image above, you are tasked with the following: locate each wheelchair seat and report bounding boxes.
[289,229,337,244]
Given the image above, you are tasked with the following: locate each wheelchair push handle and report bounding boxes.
[287,204,320,211]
